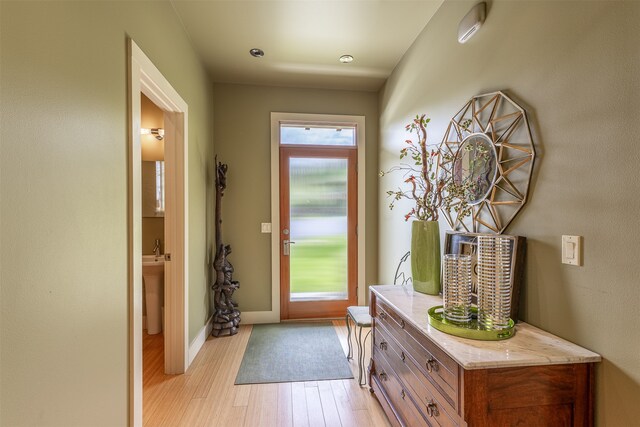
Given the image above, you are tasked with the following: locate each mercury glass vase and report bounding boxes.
[443,254,473,325]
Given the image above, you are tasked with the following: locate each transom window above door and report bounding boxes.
[280,124,356,146]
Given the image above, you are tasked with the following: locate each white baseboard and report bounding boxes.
[241,310,279,324]
[188,315,213,365]
[187,312,276,364]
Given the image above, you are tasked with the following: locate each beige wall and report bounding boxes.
[213,83,378,312]
[378,1,640,425]
[0,1,214,425]
[142,218,165,256]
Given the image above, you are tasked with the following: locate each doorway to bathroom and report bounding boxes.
[129,39,188,427]
[140,93,168,393]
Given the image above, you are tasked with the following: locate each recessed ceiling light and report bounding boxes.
[339,54,354,64]
[249,48,265,58]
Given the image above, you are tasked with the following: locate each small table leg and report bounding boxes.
[356,326,372,386]
[346,314,353,360]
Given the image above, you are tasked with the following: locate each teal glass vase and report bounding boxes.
[411,220,441,295]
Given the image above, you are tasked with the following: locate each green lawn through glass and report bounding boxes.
[290,235,347,294]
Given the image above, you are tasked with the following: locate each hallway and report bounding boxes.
[143,321,389,426]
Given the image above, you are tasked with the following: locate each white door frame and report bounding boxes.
[128,39,189,427]
[242,113,366,324]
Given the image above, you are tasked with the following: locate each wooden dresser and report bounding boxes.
[368,285,601,427]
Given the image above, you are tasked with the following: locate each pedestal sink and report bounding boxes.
[142,254,164,335]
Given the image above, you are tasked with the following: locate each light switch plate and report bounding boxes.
[562,235,582,266]
[261,223,272,233]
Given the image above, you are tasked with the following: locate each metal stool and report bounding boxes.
[345,306,371,386]
[345,251,411,387]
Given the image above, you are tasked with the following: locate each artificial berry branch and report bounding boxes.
[380,114,471,222]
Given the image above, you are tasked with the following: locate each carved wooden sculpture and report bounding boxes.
[211,157,241,337]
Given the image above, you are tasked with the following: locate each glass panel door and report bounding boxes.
[289,157,348,301]
[280,146,357,320]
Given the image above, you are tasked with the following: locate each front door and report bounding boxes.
[279,124,358,319]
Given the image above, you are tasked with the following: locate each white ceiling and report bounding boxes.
[170,0,444,91]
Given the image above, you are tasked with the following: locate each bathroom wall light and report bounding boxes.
[141,128,164,140]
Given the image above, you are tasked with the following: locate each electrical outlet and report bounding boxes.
[562,235,582,266]
[261,223,272,233]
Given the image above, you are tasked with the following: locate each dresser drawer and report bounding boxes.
[370,374,402,427]
[375,321,459,427]
[376,300,459,405]
[374,347,429,427]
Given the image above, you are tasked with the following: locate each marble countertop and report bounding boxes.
[371,285,601,370]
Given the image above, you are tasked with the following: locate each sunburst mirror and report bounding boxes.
[439,91,536,234]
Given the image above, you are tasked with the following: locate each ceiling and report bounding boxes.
[170,0,444,91]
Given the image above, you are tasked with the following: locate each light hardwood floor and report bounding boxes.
[143,320,390,427]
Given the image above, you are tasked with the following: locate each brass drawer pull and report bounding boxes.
[379,341,388,351]
[400,389,406,400]
[425,399,439,417]
[379,371,388,381]
[379,311,387,320]
[401,351,406,362]
[426,358,438,372]
[400,319,405,328]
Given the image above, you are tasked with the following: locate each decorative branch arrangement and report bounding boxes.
[211,157,241,337]
[380,114,471,222]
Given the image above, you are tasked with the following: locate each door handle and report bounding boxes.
[283,239,296,256]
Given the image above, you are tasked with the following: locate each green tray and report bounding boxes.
[428,306,515,341]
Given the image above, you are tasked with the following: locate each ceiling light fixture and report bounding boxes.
[339,54,354,64]
[141,128,164,140]
[249,48,265,58]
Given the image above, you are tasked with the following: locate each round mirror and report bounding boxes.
[438,91,535,234]
[452,133,497,205]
